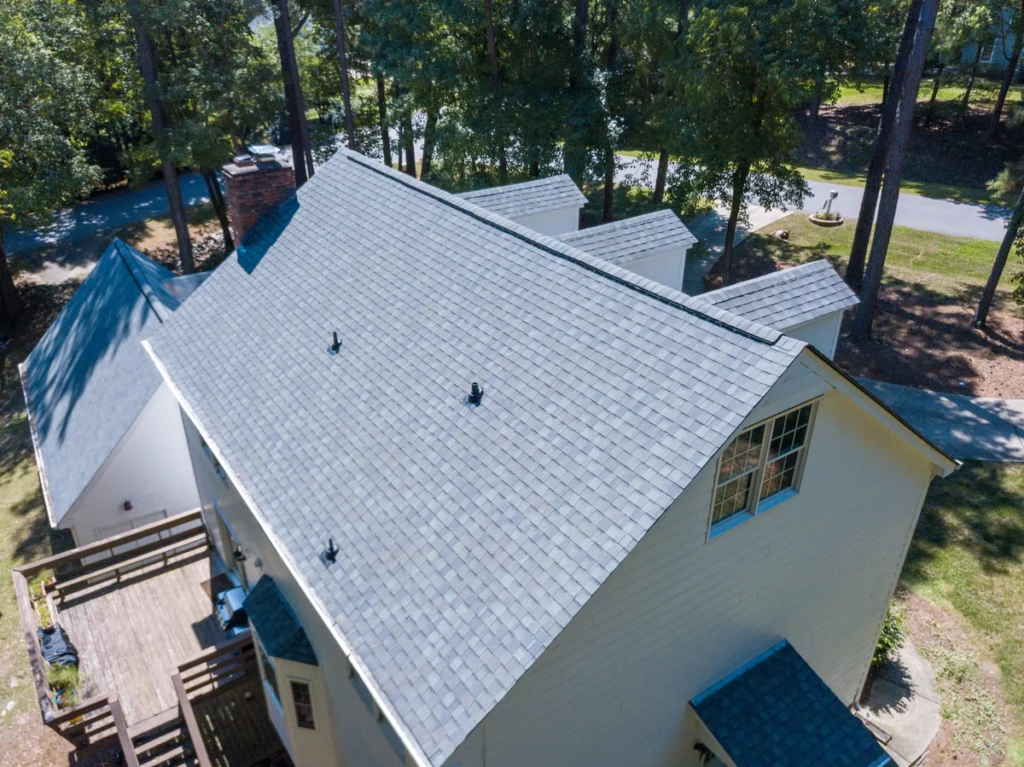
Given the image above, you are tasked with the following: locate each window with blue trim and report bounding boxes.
[710,402,814,535]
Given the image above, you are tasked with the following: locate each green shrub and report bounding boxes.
[873,604,906,667]
[47,664,79,692]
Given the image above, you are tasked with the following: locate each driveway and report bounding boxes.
[858,379,1024,462]
[6,173,210,256]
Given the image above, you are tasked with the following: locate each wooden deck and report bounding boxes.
[58,548,235,726]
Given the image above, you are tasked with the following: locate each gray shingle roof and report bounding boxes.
[556,209,697,266]
[699,259,859,330]
[147,150,805,767]
[245,575,318,665]
[20,240,208,524]
[692,641,890,767]
[457,174,587,219]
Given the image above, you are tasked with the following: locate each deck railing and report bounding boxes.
[11,509,209,735]
[176,631,257,702]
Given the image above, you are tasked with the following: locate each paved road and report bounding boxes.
[617,155,1009,244]
[6,173,210,256]
[858,379,1024,462]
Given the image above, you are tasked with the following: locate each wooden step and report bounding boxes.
[138,742,194,767]
[134,725,186,754]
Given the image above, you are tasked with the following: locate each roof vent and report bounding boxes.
[466,382,484,407]
[232,153,254,167]
[324,538,339,563]
[329,331,342,355]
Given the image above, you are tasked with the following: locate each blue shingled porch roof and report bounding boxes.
[244,575,318,666]
[691,641,890,767]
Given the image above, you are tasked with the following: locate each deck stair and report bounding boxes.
[130,711,198,767]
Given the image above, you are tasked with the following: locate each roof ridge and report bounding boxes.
[702,259,833,299]
[111,239,172,324]
[459,173,575,196]
[342,152,782,346]
[563,208,679,235]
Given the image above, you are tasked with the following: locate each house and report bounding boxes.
[457,174,586,235]
[19,240,206,546]
[556,209,698,294]
[959,7,1023,76]
[17,149,955,767]
[699,259,859,360]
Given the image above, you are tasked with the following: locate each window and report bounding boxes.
[980,38,997,63]
[290,681,315,729]
[256,639,280,704]
[710,402,815,535]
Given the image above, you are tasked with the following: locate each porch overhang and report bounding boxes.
[691,641,890,767]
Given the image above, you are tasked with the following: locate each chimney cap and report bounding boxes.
[247,144,278,162]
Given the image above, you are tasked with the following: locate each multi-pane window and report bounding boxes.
[291,681,315,729]
[711,403,815,532]
[980,38,997,63]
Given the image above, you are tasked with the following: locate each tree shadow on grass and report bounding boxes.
[906,462,1024,578]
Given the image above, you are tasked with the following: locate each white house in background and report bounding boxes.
[129,149,956,767]
[457,174,586,235]
[20,240,205,546]
[556,208,698,293]
[700,259,860,360]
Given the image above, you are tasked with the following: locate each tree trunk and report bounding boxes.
[852,0,938,342]
[847,0,922,290]
[397,85,415,178]
[274,0,313,186]
[959,42,983,120]
[128,0,195,274]
[721,161,751,286]
[421,108,438,180]
[0,227,21,339]
[882,63,891,107]
[808,89,821,121]
[988,31,1023,139]
[565,0,590,184]
[376,72,392,167]
[203,169,234,254]
[924,63,944,125]
[529,158,539,178]
[602,147,615,222]
[332,0,356,150]
[973,186,1024,327]
[653,148,670,206]
[484,0,507,181]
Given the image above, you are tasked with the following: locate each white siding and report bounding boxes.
[511,207,581,236]
[445,384,935,767]
[622,246,690,293]
[782,311,844,360]
[62,383,199,546]
[181,416,403,767]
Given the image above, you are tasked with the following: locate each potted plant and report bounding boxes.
[47,665,80,709]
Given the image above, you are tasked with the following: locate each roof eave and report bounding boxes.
[18,362,61,528]
[803,346,959,476]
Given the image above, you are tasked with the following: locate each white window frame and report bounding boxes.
[288,678,316,730]
[707,401,818,540]
[980,38,997,64]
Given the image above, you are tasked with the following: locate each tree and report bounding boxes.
[127,0,195,273]
[670,0,866,284]
[273,0,315,186]
[851,0,939,341]
[0,0,100,336]
[331,0,356,150]
[988,0,1024,138]
[847,0,923,290]
[973,159,1024,326]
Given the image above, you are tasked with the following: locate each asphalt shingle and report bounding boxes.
[457,174,587,219]
[699,259,859,330]
[147,150,805,766]
[692,641,890,767]
[20,240,209,523]
[556,209,697,266]
[245,575,319,665]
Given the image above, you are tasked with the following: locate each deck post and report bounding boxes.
[110,696,141,767]
[173,673,213,767]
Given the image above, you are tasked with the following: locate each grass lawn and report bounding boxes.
[837,77,1005,109]
[734,211,1003,295]
[902,463,1024,763]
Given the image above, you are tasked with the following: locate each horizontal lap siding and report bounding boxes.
[448,389,933,767]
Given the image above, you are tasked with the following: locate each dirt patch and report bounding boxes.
[897,587,1016,766]
[833,288,1024,399]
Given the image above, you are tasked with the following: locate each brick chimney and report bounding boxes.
[222,147,296,246]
